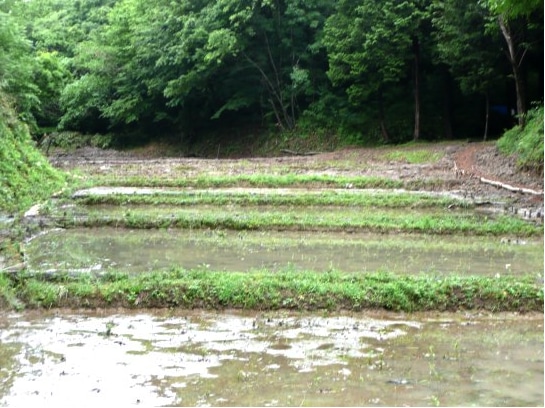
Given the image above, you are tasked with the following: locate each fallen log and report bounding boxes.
[480,177,543,196]
[1,263,26,273]
[280,149,320,156]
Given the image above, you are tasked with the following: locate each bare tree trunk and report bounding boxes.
[442,69,453,139]
[269,98,284,130]
[412,36,421,141]
[377,88,390,143]
[483,92,490,141]
[498,16,528,127]
[244,53,291,130]
[264,33,294,130]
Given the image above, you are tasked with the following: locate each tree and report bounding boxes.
[0,5,40,128]
[483,0,544,126]
[160,0,334,131]
[32,51,71,129]
[324,0,431,142]
[55,0,334,136]
[9,0,116,133]
[432,0,501,140]
[5,0,541,146]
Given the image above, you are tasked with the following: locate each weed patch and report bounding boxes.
[382,150,444,164]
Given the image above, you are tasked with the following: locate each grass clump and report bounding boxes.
[382,149,444,164]
[497,104,544,175]
[0,273,24,310]
[2,269,542,312]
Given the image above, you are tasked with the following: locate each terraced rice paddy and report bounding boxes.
[13,145,542,311]
[1,143,542,406]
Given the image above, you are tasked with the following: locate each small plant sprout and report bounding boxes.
[452,340,460,360]
[104,321,116,337]
[430,395,440,407]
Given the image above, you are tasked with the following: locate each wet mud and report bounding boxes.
[0,310,542,407]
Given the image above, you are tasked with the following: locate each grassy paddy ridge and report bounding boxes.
[79,173,451,191]
[73,188,469,208]
[3,144,544,311]
[51,203,541,236]
[1,269,542,312]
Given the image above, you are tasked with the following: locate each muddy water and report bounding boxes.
[0,310,542,407]
[24,228,543,276]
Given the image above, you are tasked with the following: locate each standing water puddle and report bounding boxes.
[24,228,543,276]
[0,310,542,406]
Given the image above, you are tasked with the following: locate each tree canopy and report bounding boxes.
[1,0,543,145]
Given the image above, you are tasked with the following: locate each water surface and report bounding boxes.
[0,310,542,407]
[24,228,543,276]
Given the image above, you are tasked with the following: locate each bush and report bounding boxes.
[497,105,544,174]
[40,131,114,152]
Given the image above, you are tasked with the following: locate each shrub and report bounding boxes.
[497,104,544,174]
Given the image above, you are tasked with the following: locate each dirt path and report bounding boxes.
[454,143,542,191]
[451,143,543,218]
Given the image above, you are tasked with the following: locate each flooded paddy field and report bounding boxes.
[0,309,542,407]
[24,228,543,277]
[2,143,543,407]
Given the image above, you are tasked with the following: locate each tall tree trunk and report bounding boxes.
[412,36,421,141]
[483,92,490,141]
[244,52,294,131]
[377,88,390,143]
[442,69,453,139]
[498,16,527,127]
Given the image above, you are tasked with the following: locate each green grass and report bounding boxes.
[0,98,66,213]
[74,190,470,209]
[497,104,544,174]
[55,206,542,236]
[382,149,444,164]
[0,273,23,310]
[81,173,450,191]
[2,269,542,312]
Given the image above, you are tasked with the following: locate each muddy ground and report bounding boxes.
[1,309,543,407]
[49,141,543,214]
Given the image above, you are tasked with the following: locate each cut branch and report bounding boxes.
[480,177,543,196]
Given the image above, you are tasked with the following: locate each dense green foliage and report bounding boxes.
[0,2,65,212]
[0,0,542,146]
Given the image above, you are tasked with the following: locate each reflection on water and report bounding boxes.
[0,310,542,407]
[24,228,543,276]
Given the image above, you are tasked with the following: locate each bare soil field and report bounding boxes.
[49,141,543,214]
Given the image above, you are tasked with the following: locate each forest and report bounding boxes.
[1,0,543,146]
